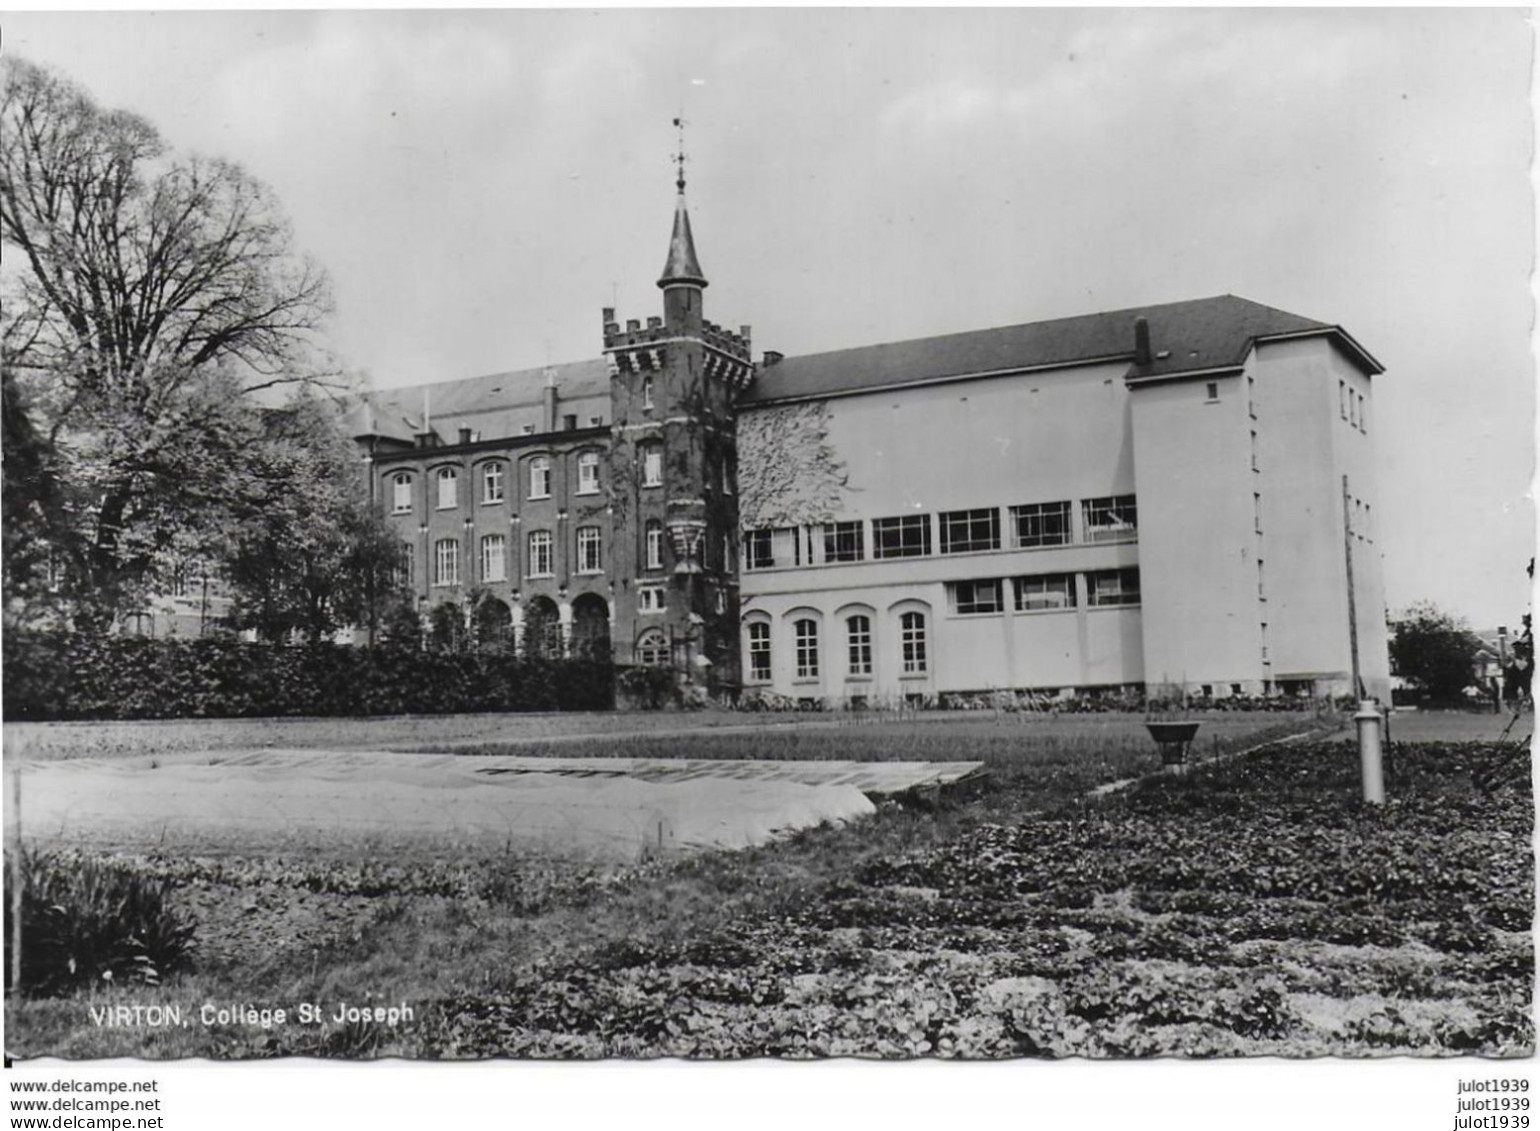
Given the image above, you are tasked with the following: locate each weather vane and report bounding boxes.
[672,114,688,192]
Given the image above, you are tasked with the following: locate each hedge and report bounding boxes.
[2,632,615,721]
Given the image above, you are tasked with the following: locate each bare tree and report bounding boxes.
[1,57,332,630]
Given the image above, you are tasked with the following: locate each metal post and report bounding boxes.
[1355,698,1385,805]
[1342,475,1361,700]
[8,765,21,996]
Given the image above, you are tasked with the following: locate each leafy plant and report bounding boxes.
[8,848,198,997]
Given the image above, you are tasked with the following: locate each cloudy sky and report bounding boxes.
[8,9,1534,631]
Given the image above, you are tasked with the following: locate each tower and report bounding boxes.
[604,140,753,695]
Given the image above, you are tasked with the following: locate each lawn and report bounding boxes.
[7,709,1530,1059]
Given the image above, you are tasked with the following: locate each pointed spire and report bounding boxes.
[658,116,707,289]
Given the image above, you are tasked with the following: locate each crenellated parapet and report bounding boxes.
[602,306,755,389]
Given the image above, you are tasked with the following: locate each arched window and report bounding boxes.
[637,628,669,667]
[644,519,664,570]
[901,611,927,674]
[435,467,457,510]
[641,443,663,488]
[794,618,819,679]
[846,615,872,676]
[482,462,505,504]
[391,473,412,513]
[747,621,772,683]
[529,456,551,499]
[577,452,600,495]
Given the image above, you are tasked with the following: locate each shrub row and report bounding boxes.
[2,632,616,721]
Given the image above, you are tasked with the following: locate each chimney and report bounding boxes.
[763,350,784,367]
[1134,317,1152,366]
[542,367,558,432]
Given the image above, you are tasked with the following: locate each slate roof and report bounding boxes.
[742,295,1382,405]
[358,358,611,443]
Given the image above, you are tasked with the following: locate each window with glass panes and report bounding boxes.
[823,521,863,563]
[434,539,459,586]
[482,462,505,503]
[794,619,819,678]
[642,444,663,487]
[846,615,872,676]
[1010,501,1072,548]
[939,508,999,553]
[527,530,553,576]
[1014,573,1075,611]
[950,578,1004,614]
[748,622,771,682]
[744,529,774,570]
[1086,568,1141,607]
[872,514,931,558]
[577,452,600,494]
[480,534,506,582]
[1081,495,1137,542]
[529,457,551,499]
[645,521,664,570]
[576,527,602,573]
[900,612,927,674]
[436,468,457,510]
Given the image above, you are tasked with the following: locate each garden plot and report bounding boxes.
[11,750,980,859]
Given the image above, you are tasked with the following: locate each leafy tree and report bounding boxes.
[219,394,402,645]
[1389,602,1483,703]
[1,57,331,630]
[736,400,850,529]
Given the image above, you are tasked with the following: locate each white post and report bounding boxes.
[1355,698,1385,805]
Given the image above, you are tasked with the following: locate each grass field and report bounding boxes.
[7,708,1531,1059]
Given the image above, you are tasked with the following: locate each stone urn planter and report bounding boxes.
[1146,721,1202,773]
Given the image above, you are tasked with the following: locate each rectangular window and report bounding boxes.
[638,585,666,614]
[950,578,1004,615]
[1086,568,1141,608]
[1082,495,1137,543]
[1250,430,1259,472]
[1358,393,1367,433]
[1248,374,1257,418]
[1205,381,1219,401]
[482,463,505,504]
[643,445,663,487]
[846,615,872,677]
[436,468,457,510]
[480,534,506,583]
[722,460,734,495]
[563,413,578,431]
[577,527,602,574]
[527,530,552,577]
[1340,380,1348,419]
[1014,573,1076,611]
[645,523,664,570]
[434,539,459,587]
[394,542,413,588]
[529,457,551,500]
[1257,558,1266,600]
[577,452,600,495]
[873,514,931,559]
[1010,501,1072,548]
[822,520,864,564]
[794,619,819,679]
[1253,492,1262,534]
[391,474,412,514]
[748,622,771,682]
[1349,391,1358,427]
[939,508,1000,554]
[744,529,774,570]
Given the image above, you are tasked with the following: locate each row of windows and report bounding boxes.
[947,569,1141,615]
[412,529,605,587]
[747,612,929,683]
[391,454,604,514]
[743,496,1137,569]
